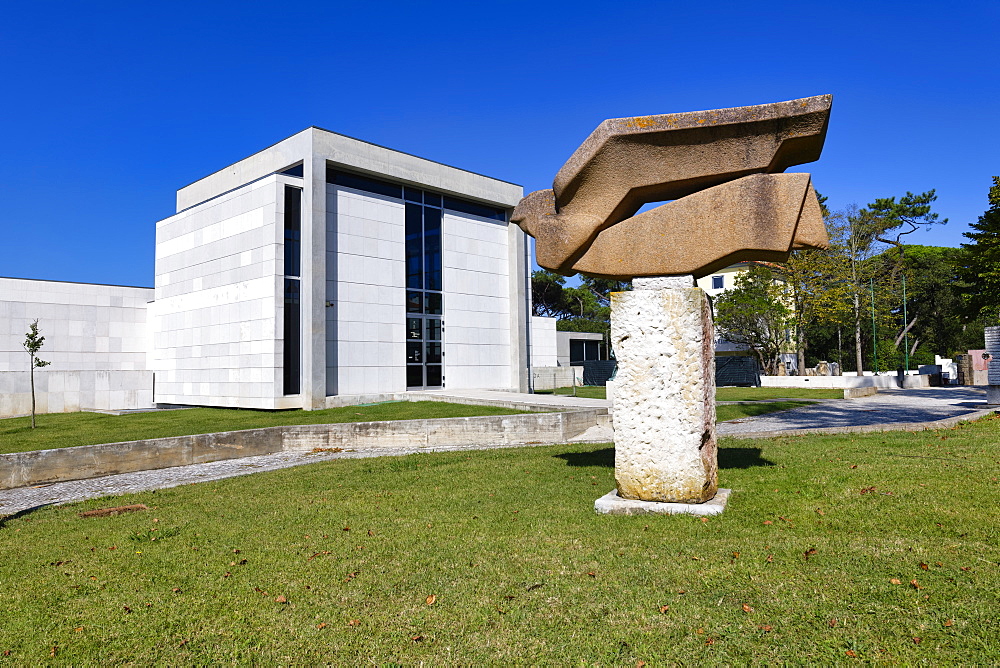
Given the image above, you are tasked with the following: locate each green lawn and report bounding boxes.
[0,401,810,456]
[538,385,843,401]
[0,402,531,456]
[716,386,844,401]
[1,417,997,663]
[716,401,813,422]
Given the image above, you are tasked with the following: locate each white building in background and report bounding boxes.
[1,127,535,417]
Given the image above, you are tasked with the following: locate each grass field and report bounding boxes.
[0,402,531,456]
[2,415,997,663]
[0,399,813,456]
[538,385,844,401]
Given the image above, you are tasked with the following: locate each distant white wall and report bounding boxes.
[442,211,512,390]
[531,316,557,368]
[150,174,293,409]
[327,185,407,395]
[0,277,154,417]
[0,277,152,372]
[0,370,153,418]
[761,375,930,389]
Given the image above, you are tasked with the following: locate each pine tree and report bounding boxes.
[959,177,1000,322]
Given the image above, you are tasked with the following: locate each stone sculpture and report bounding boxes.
[513,96,832,512]
[513,95,832,279]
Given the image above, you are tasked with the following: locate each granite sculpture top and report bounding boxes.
[512,95,833,279]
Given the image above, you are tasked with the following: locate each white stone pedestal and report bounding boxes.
[607,276,718,504]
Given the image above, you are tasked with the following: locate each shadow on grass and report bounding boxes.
[555,447,774,469]
[0,503,52,530]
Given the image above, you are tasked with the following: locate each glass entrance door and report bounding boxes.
[406,292,442,389]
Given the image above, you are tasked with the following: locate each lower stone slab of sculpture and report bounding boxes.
[595,488,731,516]
[609,278,718,504]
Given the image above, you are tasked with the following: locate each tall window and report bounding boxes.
[404,188,444,389]
[283,186,302,395]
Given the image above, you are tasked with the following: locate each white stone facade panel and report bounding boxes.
[530,316,558,368]
[0,277,153,374]
[442,211,512,390]
[150,175,294,409]
[327,186,407,396]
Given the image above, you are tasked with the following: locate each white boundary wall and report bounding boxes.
[0,277,154,417]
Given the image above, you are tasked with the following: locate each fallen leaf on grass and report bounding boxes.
[890,578,902,585]
[637,661,646,668]
[920,562,929,570]
[275,595,287,604]
[123,606,132,614]
[804,547,818,560]
[348,619,360,627]
[944,619,954,627]
[658,605,669,614]
[344,571,359,583]
[411,635,423,642]
[425,594,437,605]
[759,625,773,632]
[367,529,375,537]
[742,604,754,613]
[913,637,922,644]
[846,650,857,658]
[766,554,774,563]
[815,508,825,516]
[828,618,837,628]
[73,627,83,633]
[171,588,181,593]
[763,520,773,525]
[317,622,328,629]
[587,571,597,577]
[910,579,922,589]
[704,638,715,645]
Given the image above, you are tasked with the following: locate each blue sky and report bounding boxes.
[1,1,997,287]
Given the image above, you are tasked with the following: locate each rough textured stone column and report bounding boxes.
[986,326,1000,405]
[610,276,717,503]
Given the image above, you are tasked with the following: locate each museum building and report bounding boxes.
[1,127,538,416]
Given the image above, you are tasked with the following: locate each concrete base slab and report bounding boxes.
[595,488,731,516]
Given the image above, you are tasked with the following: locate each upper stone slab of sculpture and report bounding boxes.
[512,95,833,279]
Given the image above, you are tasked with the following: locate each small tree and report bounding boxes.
[714,264,794,375]
[23,319,51,428]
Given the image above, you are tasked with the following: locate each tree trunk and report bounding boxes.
[30,356,36,429]
[796,324,807,375]
[853,298,864,375]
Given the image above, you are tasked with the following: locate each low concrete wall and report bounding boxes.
[0,409,608,490]
[844,386,878,399]
[0,370,154,418]
[532,366,578,391]
[761,375,930,390]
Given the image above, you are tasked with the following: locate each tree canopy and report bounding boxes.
[958,176,1000,322]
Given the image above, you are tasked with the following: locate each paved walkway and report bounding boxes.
[1,387,993,519]
[716,387,992,436]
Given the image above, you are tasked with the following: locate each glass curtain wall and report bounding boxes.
[327,167,507,392]
[404,187,443,389]
[283,185,302,394]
